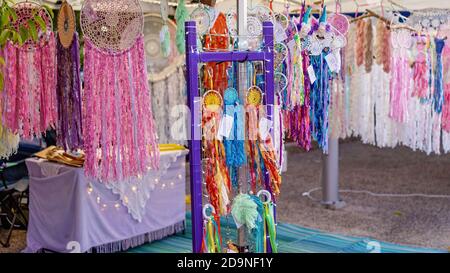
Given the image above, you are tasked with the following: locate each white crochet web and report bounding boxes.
[80,0,144,52]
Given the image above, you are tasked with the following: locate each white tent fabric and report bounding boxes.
[38,1,450,13]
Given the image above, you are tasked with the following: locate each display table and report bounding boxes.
[23,148,188,253]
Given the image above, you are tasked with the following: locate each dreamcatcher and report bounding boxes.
[223,67,246,188]
[202,70,231,215]
[226,5,271,50]
[2,0,57,139]
[246,67,281,196]
[144,14,178,73]
[190,4,212,36]
[56,0,83,150]
[81,0,159,182]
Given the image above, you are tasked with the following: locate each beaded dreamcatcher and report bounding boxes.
[55,0,83,151]
[2,1,57,139]
[81,0,159,182]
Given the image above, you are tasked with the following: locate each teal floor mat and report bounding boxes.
[127,213,446,253]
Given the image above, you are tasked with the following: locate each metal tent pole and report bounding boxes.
[236,0,248,251]
[321,137,345,209]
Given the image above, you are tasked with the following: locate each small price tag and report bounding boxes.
[218,115,234,138]
[274,22,288,43]
[307,65,317,84]
[325,53,339,72]
[259,117,273,140]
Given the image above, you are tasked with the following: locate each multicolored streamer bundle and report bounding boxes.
[83,36,160,182]
[433,37,446,114]
[201,212,222,253]
[250,192,277,253]
[56,33,83,150]
[202,86,231,215]
[2,34,57,139]
[290,50,312,151]
[310,54,331,153]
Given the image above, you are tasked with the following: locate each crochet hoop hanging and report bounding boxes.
[57,0,76,48]
[144,13,178,73]
[12,1,53,51]
[80,0,144,52]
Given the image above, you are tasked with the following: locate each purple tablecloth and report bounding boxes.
[24,151,187,253]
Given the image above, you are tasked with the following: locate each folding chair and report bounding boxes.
[0,161,29,247]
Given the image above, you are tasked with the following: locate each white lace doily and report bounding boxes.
[104,149,188,222]
[80,0,144,52]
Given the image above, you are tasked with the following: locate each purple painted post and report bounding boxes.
[185,20,276,254]
[185,21,203,253]
[263,21,276,253]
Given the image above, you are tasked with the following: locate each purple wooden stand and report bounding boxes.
[185,21,275,253]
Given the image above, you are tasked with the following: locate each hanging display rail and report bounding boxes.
[185,20,275,253]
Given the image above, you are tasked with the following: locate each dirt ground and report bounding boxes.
[1,140,449,253]
[278,140,450,250]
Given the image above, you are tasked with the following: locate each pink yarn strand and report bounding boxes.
[83,36,159,182]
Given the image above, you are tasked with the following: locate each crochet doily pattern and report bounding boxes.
[80,0,144,52]
[12,1,53,50]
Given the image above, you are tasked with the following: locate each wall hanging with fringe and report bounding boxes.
[2,2,56,139]
[56,0,82,151]
[81,0,159,182]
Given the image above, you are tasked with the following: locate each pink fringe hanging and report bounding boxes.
[389,31,412,123]
[2,33,57,138]
[83,35,159,182]
[442,84,450,132]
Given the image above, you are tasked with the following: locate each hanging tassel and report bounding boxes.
[202,216,222,253]
[56,32,83,151]
[231,194,259,230]
[364,19,373,73]
[223,66,246,188]
[413,37,429,99]
[175,0,189,54]
[263,202,277,253]
[202,71,231,215]
[160,24,171,58]
[433,37,446,114]
[310,53,331,153]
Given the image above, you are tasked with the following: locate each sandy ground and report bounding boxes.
[1,140,449,252]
